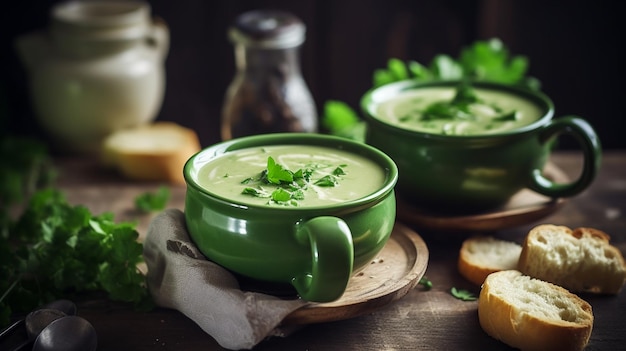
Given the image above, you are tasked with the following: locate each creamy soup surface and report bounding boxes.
[375,86,544,135]
[195,145,387,207]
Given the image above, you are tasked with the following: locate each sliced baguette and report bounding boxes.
[102,122,201,184]
[518,224,626,294]
[479,270,593,351]
[458,236,522,286]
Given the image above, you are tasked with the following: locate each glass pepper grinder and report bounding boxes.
[221,10,318,140]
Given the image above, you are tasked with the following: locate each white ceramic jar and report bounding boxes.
[16,0,169,154]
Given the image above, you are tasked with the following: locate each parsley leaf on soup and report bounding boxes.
[271,188,293,202]
[240,156,350,205]
[265,157,294,184]
[314,175,338,187]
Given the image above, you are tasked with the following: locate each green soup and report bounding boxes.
[196,145,386,207]
[376,86,544,135]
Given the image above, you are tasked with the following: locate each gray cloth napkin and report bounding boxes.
[143,209,309,350]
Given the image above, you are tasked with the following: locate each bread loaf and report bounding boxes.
[102,122,201,184]
[518,224,626,294]
[478,270,593,351]
[458,236,521,285]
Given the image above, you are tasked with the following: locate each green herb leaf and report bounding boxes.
[134,186,170,213]
[271,188,292,202]
[322,100,360,131]
[242,187,270,198]
[422,102,468,121]
[459,38,529,85]
[265,157,293,184]
[314,175,338,187]
[373,58,409,87]
[321,100,366,141]
[407,60,431,80]
[291,189,305,200]
[493,110,519,121]
[450,82,480,106]
[300,168,314,181]
[421,81,479,121]
[418,276,433,290]
[332,167,346,176]
[430,54,464,80]
[450,287,477,301]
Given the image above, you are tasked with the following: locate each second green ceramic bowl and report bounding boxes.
[361,80,601,213]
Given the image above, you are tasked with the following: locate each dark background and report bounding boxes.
[1,0,624,150]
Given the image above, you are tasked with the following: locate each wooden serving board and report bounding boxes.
[396,162,570,232]
[282,222,429,325]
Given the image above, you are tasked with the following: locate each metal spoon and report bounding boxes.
[32,316,97,351]
[24,309,67,340]
[0,299,78,351]
[41,299,77,317]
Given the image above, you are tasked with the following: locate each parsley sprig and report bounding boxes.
[450,287,477,301]
[407,81,520,129]
[420,82,480,122]
[1,189,153,327]
[241,156,346,206]
[0,136,155,327]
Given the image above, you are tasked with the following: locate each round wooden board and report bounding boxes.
[282,222,429,325]
[396,162,570,232]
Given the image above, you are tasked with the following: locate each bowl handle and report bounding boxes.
[530,116,602,197]
[292,216,354,302]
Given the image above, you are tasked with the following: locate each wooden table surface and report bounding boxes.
[12,151,626,350]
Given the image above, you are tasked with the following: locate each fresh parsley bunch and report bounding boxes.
[322,38,541,141]
[0,188,152,326]
[372,38,539,89]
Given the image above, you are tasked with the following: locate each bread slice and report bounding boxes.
[102,122,201,184]
[518,224,626,294]
[458,236,522,286]
[479,270,593,351]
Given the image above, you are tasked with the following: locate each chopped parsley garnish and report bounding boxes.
[265,157,294,184]
[242,187,270,198]
[241,157,347,206]
[492,110,519,121]
[314,175,338,187]
[332,167,346,176]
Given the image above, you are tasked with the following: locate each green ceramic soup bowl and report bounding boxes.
[183,133,398,302]
[361,80,601,213]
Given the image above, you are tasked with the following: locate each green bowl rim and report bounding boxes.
[183,133,399,212]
